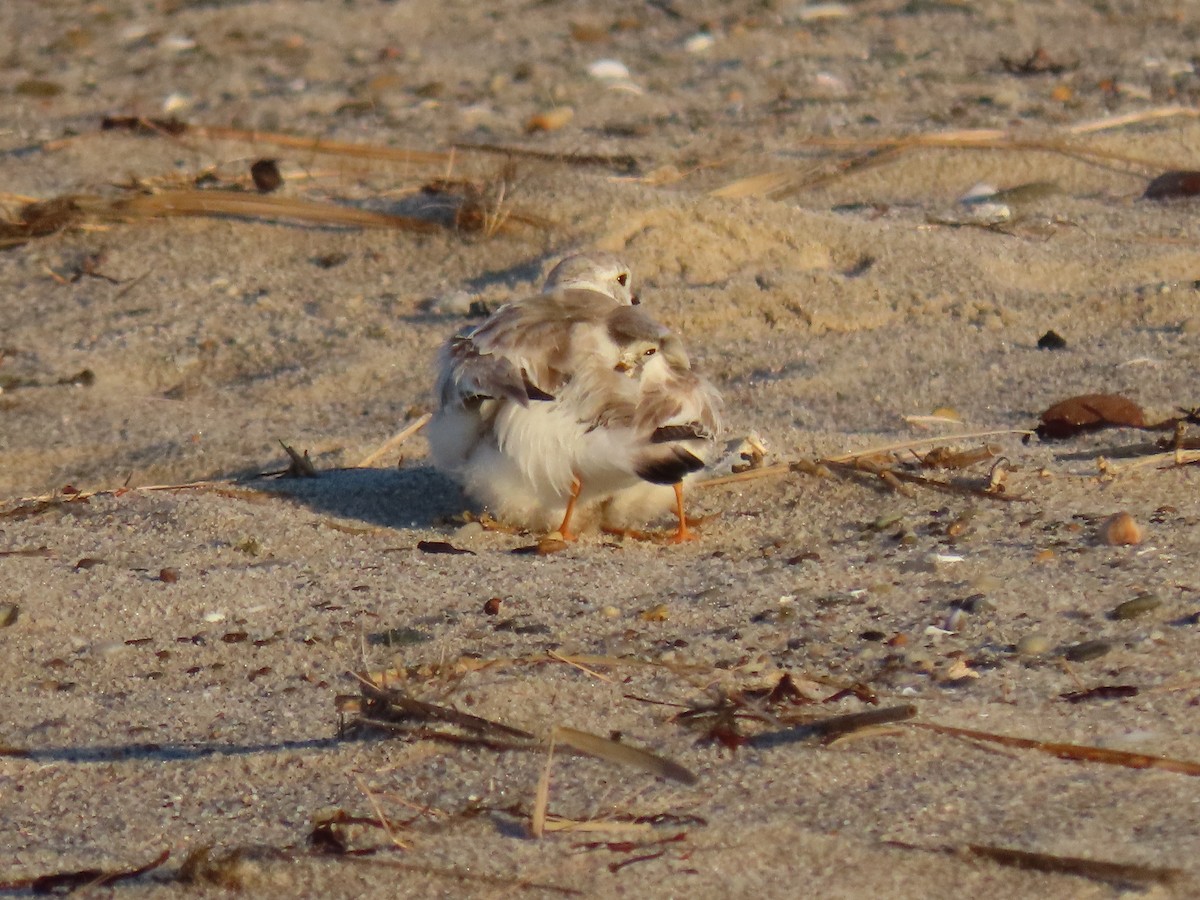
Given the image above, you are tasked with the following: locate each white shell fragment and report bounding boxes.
[587,59,631,81]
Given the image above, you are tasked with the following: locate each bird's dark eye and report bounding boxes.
[644,347,656,357]
[617,273,628,287]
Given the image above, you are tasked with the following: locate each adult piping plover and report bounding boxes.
[426,251,636,496]
[563,306,722,541]
[428,253,721,540]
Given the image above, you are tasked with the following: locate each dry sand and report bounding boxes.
[2,1,1199,896]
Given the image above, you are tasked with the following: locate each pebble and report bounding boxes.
[1064,640,1111,662]
[0,603,17,628]
[1110,592,1161,621]
[1016,633,1052,656]
[526,107,574,133]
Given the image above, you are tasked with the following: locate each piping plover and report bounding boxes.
[428,253,721,540]
[564,305,722,541]
[427,252,636,495]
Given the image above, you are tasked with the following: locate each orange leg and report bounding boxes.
[669,482,699,543]
[555,476,582,541]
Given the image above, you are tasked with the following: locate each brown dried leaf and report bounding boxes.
[1143,170,1200,200]
[1036,393,1147,439]
[416,540,475,556]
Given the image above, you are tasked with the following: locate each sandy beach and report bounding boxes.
[2,1,1199,896]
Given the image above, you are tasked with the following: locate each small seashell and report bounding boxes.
[162,34,197,52]
[813,71,846,92]
[587,59,630,80]
[683,33,715,54]
[1101,511,1143,546]
[940,658,980,681]
[162,92,192,114]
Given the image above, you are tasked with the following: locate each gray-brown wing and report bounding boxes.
[438,334,549,409]
[465,289,623,393]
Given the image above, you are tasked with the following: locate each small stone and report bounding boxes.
[1110,592,1161,621]
[1101,512,1143,546]
[1064,640,1111,662]
[0,603,17,628]
[1016,633,1052,656]
[601,605,620,619]
[483,597,502,616]
[159,567,179,583]
[250,158,283,193]
[526,107,574,133]
[1037,329,1067,350]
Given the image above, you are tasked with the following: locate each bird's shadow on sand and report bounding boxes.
[252,464,465,531]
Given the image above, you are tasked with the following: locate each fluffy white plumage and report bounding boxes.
[426,252,721,539]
